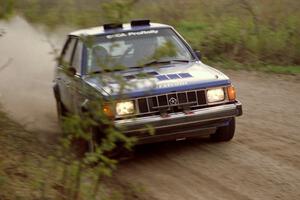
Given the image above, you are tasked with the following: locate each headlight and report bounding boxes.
[207,88,225,103]
[116,101,135,116]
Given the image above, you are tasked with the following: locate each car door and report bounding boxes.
[57,36,77,112]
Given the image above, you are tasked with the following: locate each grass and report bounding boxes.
[0,108,53,199]
[0,107,150,200]
[207,60,300,75]
[7,0,299,67]
[259,65,300,75]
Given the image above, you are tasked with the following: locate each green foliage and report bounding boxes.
[151,40,177,60]
[0,31,162,199]
[0,0,14,19]
[0,0,297,66]
[48,34,163,199]
[209,59,300,75]
[101,0,138,22]
[0,174,6,188]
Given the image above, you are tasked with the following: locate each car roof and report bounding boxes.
[69,22,172,37]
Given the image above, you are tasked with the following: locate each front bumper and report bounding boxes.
[115,101,242,144]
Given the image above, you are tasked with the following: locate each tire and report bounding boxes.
[210,118,236,142]
[68,126,97,158]
[55,97,127,158]
[56,98,69,122]
[71,137,90,158]
[74,126,130,159]
[88,127,128,158]
[54,92,91,158]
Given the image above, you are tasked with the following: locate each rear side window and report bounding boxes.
[62,37,77,66]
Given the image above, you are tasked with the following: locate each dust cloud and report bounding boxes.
[0,16,71,134]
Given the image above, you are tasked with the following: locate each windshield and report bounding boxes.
[86,28,194,73]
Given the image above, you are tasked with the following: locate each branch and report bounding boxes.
[238,0,260,34]
[0,58,13,72]
[44,36,60,61]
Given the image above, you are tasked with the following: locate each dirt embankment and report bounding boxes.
[1,17,300,200]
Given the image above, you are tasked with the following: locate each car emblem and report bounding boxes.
[169,97,178,105]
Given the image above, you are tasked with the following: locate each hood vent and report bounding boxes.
[124,71,159,80]
[178,73,192,78]
[157,75,169,81]
[125,72,192,81]
[167,74,181,79]
[157,73,193,81]
[147,71,159,76]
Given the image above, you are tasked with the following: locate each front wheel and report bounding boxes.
[71,127,129,159]
[71,126,100,158]
[210,118,236,142]
[56,98,69,124]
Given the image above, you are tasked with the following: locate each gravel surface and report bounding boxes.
[116,70,300,200]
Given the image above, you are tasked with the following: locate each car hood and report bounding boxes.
[84,62,231,98]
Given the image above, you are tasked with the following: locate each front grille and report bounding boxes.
[136,90,207,115]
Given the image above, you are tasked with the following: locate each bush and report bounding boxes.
[9,0,300,66]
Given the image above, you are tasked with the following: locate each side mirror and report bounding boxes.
[67,67,76,76]
[194,50,202,60]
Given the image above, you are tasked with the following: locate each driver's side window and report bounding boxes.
[62,37,77,67]
[72,40,83,74]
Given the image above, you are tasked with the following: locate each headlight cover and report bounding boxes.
[116,101,135,116]
[227,85,236,101]
[207,88,225,103]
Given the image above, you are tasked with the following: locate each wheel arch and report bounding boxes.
[53,83,61,101]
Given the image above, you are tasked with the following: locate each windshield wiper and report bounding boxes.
[131,59,191,69]
[89,59,192,73]
[89,67,127,74]
[167,59,192,63]
[145,59,191,66]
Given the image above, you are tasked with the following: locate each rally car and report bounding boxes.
[53,20,242,145]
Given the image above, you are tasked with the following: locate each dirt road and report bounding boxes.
[1,17,300,200]
[116,71,300,200]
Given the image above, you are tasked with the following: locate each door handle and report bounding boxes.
[65,81,72,86]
